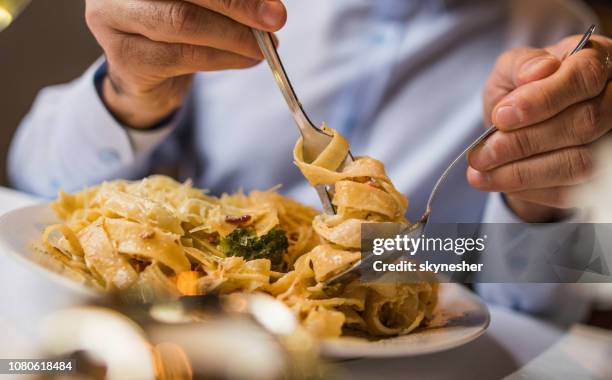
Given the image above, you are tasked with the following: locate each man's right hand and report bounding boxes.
[85,0,287,128]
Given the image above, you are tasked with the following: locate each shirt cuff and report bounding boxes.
[476,192,591,322]
[482,192,587,224]
[92,59,179,156]
[482,192,526,223]
[479,192,586,270]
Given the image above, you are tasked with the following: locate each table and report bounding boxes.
[0,187,610,380]
[338,307,612,379]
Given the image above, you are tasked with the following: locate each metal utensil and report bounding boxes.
[252,29,353,214]
[326,24,597,285]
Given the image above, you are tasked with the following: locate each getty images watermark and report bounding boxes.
[360,223,612,283]
[371,233,487,273]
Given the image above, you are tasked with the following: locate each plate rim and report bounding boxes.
[0,203,101,298]
[320,283,490,359]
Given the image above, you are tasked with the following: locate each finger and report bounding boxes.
[107,33,260,84]
[107,0,265,60]
[506,186,579,209]
[470,84,612,171]
[492,47,562,88]
[548,34,609,61]
[467,146,596,193]
[492,38,612,130]
[483,48,561,124]
[185,0,287,31]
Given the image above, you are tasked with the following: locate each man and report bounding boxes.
[8,0,610,320]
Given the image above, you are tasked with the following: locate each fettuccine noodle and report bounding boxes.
[38,127,437,338]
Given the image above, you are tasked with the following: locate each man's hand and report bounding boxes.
[468,35,612,222]
[85,0,287,128]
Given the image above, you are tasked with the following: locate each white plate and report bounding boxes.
[0,204,489,358]
[0,204,99,325]
[321,282,490,358]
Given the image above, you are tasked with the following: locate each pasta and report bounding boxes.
[38,127,437,338]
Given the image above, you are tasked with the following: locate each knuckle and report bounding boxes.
[531,81,560,115]
[496,48,522,71]
[180,44,200,65]
[487,134,507,159]
[84,2,105,30]
[574,102,603,144]
[510,131,534,158]
[234,26,257,52]
[566,148,594,182]
[218,0,236,12]
[167,1,197,35]
[495,49,515,69]
[576,55,608,96]
[221,0,259,13]
[512,92,536,121]
[511,162,530,188]
[218,0,263,16]
[235,24,254,44]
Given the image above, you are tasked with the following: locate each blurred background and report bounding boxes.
[0,0,611,187]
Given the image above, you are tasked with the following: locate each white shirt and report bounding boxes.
[7,0,596,321]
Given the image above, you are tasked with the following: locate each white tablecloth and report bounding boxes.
[0,187,610,379]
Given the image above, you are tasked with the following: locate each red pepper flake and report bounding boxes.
[225,215,252,225]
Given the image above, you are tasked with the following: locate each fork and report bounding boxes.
[325,24,597,285]
[252,29,353,215]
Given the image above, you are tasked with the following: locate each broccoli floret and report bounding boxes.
[219,227,288,269]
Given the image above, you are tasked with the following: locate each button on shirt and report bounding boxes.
[7,0,596,321]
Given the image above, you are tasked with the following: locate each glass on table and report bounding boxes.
[0,0,31,32]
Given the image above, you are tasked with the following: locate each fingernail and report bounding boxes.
[259,1,285,28]
[467,167,491,188]
[495,105,521,129]
[470,142,497,170]
[521,57,558,80]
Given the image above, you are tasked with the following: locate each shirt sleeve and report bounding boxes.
[475,192,592,325]
[8,58,181,198]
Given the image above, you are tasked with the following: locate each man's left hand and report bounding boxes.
[469,34,612,222]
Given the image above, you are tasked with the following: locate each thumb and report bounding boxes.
[483,48,561,125]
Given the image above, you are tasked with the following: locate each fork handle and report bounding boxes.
[423,24,596,222]
[252,29,315,136]
[422,125,496,221]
